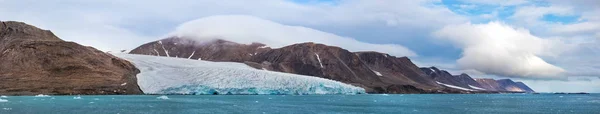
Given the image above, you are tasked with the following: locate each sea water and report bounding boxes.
[0,94,598,114]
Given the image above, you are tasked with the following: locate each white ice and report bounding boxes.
[73,96,82,100]
[468,85,486,91]
[436,81,474,91]
[34,94,50,97]
[0,99,7,102]
[0,96,7,98]
[372,70,383,76]
[157,95,169,100]
[115,54,365,95]
[315,53,324,68]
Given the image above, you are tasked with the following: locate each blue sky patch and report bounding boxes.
[542,14,581,24]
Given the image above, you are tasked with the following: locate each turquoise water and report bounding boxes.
[0,94,598,114]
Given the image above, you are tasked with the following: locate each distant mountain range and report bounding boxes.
[130,37,535,93]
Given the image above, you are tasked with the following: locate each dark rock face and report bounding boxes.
[0,21,143,95]
[454,73,483,89]
[130,37,443,93]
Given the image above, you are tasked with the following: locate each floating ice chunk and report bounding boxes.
[0,96,7,98]
[468,85,486,90]
[436,81,474,91]
[115,54,366,95]
[156,96,169,100]
[73,96,82,100]
[0,99,7,102]
[372,70,383,76]
[34,94,50,97]
[2,108,11,110]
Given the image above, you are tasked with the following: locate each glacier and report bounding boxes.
[114,54,366,95]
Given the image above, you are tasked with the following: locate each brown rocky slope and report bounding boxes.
[0,21,143,95]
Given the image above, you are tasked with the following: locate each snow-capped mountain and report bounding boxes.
[130,37,444,93]
[115,54,365,95]
[0,21,142,95]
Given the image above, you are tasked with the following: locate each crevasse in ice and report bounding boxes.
[115,54,366,95]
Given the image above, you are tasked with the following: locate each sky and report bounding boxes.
[0,0,598,92]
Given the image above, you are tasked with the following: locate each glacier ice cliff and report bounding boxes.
[115,54,366,95]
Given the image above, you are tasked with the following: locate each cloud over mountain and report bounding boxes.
[170,15,417,57]
[434,22,566,79]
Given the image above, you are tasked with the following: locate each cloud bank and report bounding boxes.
[434,22,566,79]
[170,15,417,57]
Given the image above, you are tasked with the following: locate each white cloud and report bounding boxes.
[434,22,566,79]
[0,0,465,52]
[550,22,600,35]
[171,15,416,57]
[510,5,574,26]
[459,0,528,6]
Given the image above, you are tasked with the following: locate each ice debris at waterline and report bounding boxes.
[34,94,50,97]
[73,96,82,99]
[115,54,366,95]
[156,96,169,100]
[0,96,7,98]
[0,99,8,102]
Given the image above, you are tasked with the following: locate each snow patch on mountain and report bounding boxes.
[436,81,474,91]
[115,54,365,95]
[373,70,383,76]
[315,53,324,68]
[188,51,195,59]
[468,85,486,91]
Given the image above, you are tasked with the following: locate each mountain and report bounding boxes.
[420,67,486,91]
[115,53,365,95]
[475,78,535,93]
[515,82,535,92]
[0,21,142,95]
[496,79,535,93]
[130,37,443,93]
[474,78,504,91]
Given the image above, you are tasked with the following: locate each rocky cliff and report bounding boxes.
[0,21,143,95]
